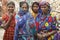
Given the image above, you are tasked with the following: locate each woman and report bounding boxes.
[54,15,60,40]
[38,1,57,40]
[14,1,36,40]
[29,2,44,40]
[2,1,16,40]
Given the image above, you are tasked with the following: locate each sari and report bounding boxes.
[14,11,37,40]
[2,13,16,40]
[39,1,57,40]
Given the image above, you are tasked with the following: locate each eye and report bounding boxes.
[44,6,46,8]
[8,6,14,8]
[41,6,44,8]
[22,7,27,9]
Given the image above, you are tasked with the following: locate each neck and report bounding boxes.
[33,12,38,14]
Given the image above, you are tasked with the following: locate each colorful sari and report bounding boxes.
[30,9,57,40]
[14,2,36,40]
[14,4,42,39]
[2,13,16,40]
[14,11,37,40]
[39,1,57,40]
[39,14,57,40]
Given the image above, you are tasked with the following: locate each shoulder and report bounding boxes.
[26,12,32,18]
[48,15,57,22]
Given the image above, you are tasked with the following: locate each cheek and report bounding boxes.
[24,8,27,11]
[46,9,48,11]
[8,9,10,11]
[23,9,27,11]
[41,8,47,12]
[11,8,14,10]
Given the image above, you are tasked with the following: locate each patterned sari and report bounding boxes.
[39,14,57,40]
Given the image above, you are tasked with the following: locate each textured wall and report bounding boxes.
[2,0,7,13]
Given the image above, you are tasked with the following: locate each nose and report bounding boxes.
[23,8,27,11]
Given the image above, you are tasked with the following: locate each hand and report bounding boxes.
[1,24,7,30]
[10,13,13,17]
[9,13,13,19]
[37,33,43,39]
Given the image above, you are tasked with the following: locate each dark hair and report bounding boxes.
[31,2,39,10]
[7,1,15,7]
[19,1,29,9]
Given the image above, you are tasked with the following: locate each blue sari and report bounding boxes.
[14,9,37,40]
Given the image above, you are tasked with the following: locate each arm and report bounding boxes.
[2,14,13,30]
[43,31,56,37]
[2,17,12,29]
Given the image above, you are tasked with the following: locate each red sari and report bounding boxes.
[2,13,16,40]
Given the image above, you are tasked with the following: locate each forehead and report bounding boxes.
[7,3,15,7]
[40,5,48,7]
[7,4,15,7]
[33,4,39,7]
[22,3,27,7]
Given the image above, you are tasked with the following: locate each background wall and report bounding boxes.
[1,0,60,19]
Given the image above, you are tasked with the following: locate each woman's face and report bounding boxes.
[7,4,15,13]
[21,3,28,12]
[32,4,39,13]
[40,5,49,14]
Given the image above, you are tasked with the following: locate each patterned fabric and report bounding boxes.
[14,9,41,40]
[39,14,56,31]
[30,10,57,40]
[39,1,57,40]
[2,13,16,40]
[38,14,57,40]
[54,32,60,40]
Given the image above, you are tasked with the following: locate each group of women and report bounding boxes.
[1,1,59,40]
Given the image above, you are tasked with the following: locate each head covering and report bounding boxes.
[39,1,51,14]
[18,1,29,16]
[19,1,29,9]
